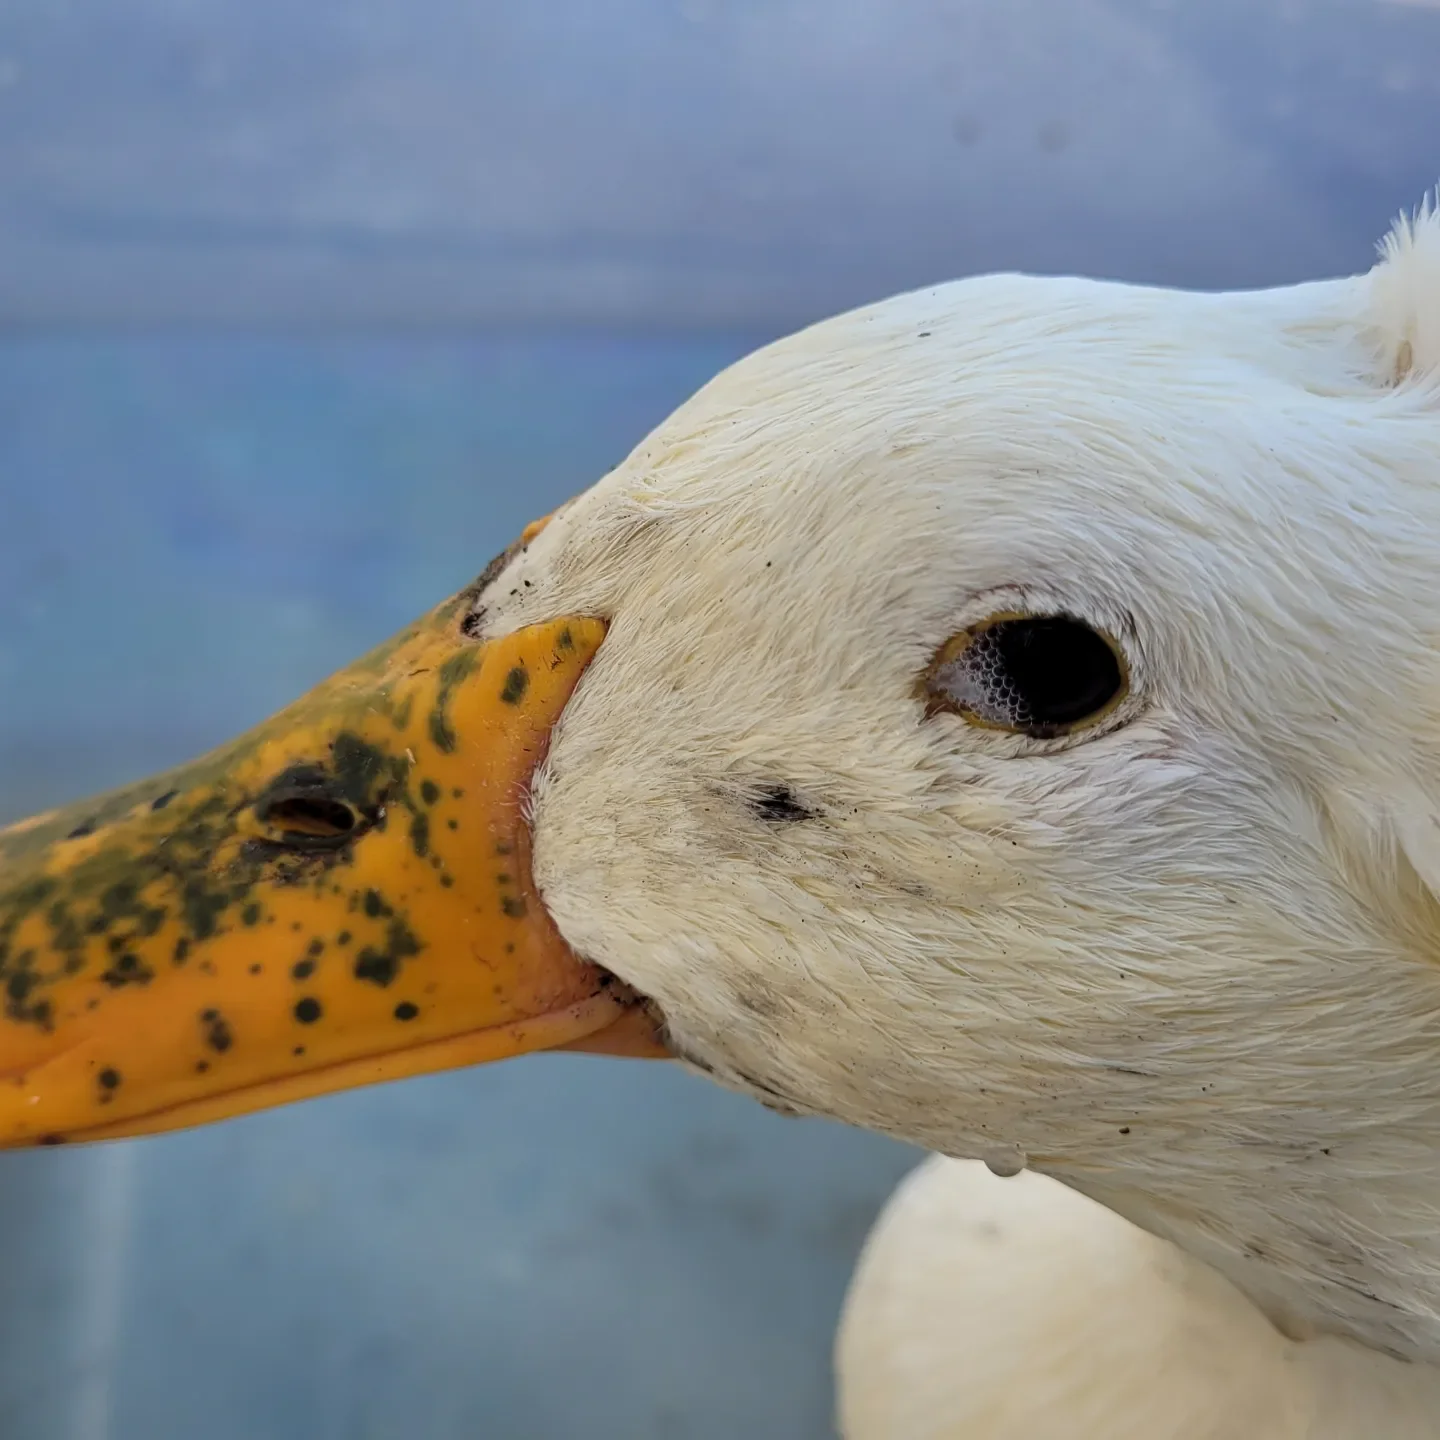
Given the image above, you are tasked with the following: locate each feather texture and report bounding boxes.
[470,197,1440,1374]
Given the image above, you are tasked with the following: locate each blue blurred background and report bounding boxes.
[1,3,1438,1436]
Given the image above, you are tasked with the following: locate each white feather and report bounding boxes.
[1368,193,1440,385]
[837,1157,1440,1438]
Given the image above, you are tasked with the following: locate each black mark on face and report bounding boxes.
[458,540,522,638]
[294,997,322,1024]
[393,1001,419,1021]
[749,785,818,824]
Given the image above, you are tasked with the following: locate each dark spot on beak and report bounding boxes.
[352,914,421,987]
[427,710,456,753]
[100,952,152,988]
[66,819,97,840]
[393,1002,419,1021]
[150,789,179,812]
[292,958,315,980]
[419,780,440,806]
[98,1067,121,1091]
[293,997,322,1024]
[200,1009,232,1053]
[182,887,227,942]
[354,951,394,986]
[101,881,137,915]
[427,651,479,753]
[240,902,262,927]
[500,897,526,919]
[499,666,529,705]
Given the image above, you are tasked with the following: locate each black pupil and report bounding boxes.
[989,616,1122,733]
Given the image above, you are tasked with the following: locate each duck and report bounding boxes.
[3,192,1440,1434]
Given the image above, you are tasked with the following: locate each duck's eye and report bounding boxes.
[924,614,1127,738]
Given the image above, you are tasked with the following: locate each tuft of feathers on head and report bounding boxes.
[1367,189,1440,386]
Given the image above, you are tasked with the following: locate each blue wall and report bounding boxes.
[1,0,1437,325]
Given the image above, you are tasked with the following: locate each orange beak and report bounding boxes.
[0,531,667,1147]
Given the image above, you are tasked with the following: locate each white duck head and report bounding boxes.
[5,201,1440,1364]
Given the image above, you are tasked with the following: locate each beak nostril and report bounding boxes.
[256,792,359,849]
